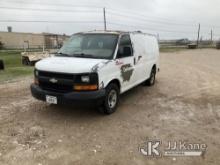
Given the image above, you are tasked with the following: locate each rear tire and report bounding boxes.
[22,57,30,65]
[144,67,156,86]
[99,83,120,115]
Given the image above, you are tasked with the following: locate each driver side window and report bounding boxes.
[117,35,133,59]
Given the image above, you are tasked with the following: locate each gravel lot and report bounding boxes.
[0,49,220,165]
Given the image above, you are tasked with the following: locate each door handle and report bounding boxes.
[138,56,142,60]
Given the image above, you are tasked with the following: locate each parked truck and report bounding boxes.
[21,51,50,66]
[21,49,59,66]
[217,41,220,49]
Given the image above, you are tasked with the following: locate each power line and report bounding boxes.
[202,25,220,29]
[1,0,103,9]
[0,19,209,35]
[2,0,215,28]
[1,5,198,29]
[107,8,196,25]
[0,6,101,13]
[107,18,199,31]
[0,20,104,24]
[1,0,197,25]
[0,19,195,33]
[1,3,220,30]
[108,22,196,34]
[106,10,220,34]
[0,3,219,38]
[2,1,198,27]
[107,8,220,29]
[107,11,198,27]
[0,6,196,29]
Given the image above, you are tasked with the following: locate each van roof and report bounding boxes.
[75,30,156,37]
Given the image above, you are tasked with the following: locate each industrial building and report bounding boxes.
[0,30,69,49]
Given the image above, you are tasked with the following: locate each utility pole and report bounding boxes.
[157,33,160,42]
[211,29,213,42]
[103,7,107,31]
[197,23,200,47]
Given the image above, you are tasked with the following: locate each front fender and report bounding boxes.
[97,62,122,89]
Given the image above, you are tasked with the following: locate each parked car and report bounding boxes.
[31,31,160,114]
[216,41,220,49]
[188,43,197,49]
[176,38,190,45]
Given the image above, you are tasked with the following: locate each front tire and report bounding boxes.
[99,83,119,115]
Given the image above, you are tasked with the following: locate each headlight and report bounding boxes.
[81,75,90,83]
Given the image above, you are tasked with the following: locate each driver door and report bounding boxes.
[116,34,136,92]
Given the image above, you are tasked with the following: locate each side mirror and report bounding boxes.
[118,46,132,58]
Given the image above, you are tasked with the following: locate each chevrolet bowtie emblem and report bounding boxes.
[49,78,58,83]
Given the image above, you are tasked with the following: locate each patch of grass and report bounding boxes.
[0,51,34,82]
[160,47,187,53]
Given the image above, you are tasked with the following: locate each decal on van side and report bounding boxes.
[115,59,124,65]
[91,63,101,72]
[120,64,134,82]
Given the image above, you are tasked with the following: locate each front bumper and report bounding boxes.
[30,84,106,104]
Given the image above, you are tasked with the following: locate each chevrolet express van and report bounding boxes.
[31,31,159,114]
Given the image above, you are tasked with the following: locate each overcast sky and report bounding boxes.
[0,0,220,39]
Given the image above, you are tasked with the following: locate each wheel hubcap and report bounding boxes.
[108,90,117,109]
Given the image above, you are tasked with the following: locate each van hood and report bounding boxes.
[35,56,108,74]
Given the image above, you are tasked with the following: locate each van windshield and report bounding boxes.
[57,34,119,59]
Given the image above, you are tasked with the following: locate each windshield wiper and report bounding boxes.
[72,53,94,58]
[55,52,71,57]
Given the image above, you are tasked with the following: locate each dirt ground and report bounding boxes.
[0,49,220,165]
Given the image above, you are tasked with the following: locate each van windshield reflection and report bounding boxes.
[57,34,119,59]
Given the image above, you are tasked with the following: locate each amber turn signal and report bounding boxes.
[74,84,98,91]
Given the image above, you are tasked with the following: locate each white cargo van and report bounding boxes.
[31,31,159,114]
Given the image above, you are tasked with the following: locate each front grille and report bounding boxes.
[39,81,73,93]
[38,71,74,80]
[37,71,98,93]
[38,71,74,93]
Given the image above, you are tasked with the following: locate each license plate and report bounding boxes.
[46,95,57,104]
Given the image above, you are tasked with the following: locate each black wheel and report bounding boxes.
[30,61,36,66]
[22,57,28,65]
[99,83,120,115]
[0,60,4,70]
[144,67,156,86]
